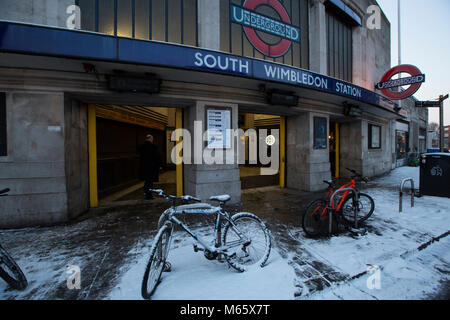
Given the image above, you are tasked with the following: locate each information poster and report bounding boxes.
[206,108,231,149]
[313,117,327,149]
[371,125,381,149]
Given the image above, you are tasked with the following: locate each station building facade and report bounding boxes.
[0,0,417,227]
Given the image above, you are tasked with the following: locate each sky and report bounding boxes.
[376,0,450,126]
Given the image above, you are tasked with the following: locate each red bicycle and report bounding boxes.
[302,168,375,237]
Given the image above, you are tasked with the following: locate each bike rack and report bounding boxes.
[399,178,415,213]
[329,187,359,235]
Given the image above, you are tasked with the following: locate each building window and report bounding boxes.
[0,92,6,156]
[326,9,353,82]
[396,130,408,159]
[368,124,381,149]
[78,0,198,46]
[313,117,328,149]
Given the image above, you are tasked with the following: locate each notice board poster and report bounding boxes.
[206,107,232,149]
[313,117,327,149]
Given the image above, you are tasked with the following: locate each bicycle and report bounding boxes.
[302,168,375,237]
[141,189,272,300]
[0,188,28,291]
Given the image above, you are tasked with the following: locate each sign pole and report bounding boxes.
[398,0,402,110]
[439,94,449,152]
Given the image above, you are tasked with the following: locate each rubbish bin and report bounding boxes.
[420,153,450,198]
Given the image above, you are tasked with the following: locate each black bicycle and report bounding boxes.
[0,188,28,291]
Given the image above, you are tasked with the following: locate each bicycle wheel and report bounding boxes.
[222,213,271,272]
[0,244,28,291]
[141,222,172,300]
[302,199,329,238]
[341,193,375,224]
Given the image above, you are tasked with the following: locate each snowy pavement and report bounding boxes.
[0,166,449,300]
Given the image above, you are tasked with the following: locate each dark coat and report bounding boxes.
[139,141,162,181]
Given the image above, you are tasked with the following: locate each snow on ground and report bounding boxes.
[370,165,420,188]
[109,243,296,300]
[1,166,448,300]
[293,166,450,299]
[307,235,450,300]
[0,230,94,300]
[107,167,449,300]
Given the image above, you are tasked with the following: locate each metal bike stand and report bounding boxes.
[329,188,359,235]
[399,178,415,213]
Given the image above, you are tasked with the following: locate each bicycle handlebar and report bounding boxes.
[149,189,201,203]
[345,168,369,183]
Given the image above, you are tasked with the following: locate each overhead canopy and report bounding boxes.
[0,20,402,119]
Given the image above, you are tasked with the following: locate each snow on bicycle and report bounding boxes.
[141,189,272,300]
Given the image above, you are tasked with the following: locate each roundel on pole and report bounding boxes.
[376,64,425,100]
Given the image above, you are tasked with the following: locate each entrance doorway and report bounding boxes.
[329,122,340,179]
[238,113,285,189]
[88,104,183,206]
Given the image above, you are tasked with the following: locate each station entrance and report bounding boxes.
[88,104,182,206]
[87,105,286,206]
[238,113,286,189]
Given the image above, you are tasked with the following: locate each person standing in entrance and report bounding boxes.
[139,134,162,200]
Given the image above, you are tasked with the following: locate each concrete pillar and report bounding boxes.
[0,92,69,228]
[309,0,327,74]
[197,0,221,50]
[286,112,331,192]
[183,101,241,203]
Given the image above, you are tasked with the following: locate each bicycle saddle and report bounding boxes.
[323,180,335,187]
[209,194,231,203]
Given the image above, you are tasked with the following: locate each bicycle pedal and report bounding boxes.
[348,227,367,236]
[228,252,236,259]
[193,243,204,252]
[163,261,172,272]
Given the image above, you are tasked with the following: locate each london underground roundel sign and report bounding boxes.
[231,0,300,58]
[376,64,425,100]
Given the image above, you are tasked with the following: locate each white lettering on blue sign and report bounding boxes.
[194,52,250,75]
[263,64,328,90]
[335,82,362,98]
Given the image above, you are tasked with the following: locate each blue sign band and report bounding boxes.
[0,21,396,112]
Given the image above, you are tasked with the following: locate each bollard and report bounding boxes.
[399,178,415,213]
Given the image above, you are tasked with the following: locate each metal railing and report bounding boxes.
[399,178,415,213]
[329,188,359,235]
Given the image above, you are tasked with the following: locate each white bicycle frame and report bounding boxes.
[158,202,251,257]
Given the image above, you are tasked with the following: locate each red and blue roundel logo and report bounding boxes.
[376,65,425,100]
[231,0,300,58]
